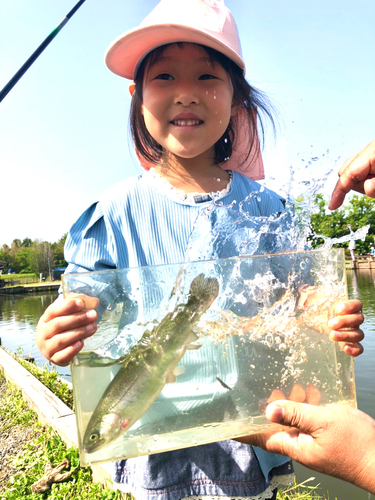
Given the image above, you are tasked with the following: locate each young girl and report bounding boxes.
[36,1,364,499]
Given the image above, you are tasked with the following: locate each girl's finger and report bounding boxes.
[330,328,365,343]
[328,313,364,330]
[334,300,363,315]
[341,343,364,358]
[46,323,97,359]
[42,295,100,323]
[41,309,98,340]
[50,340,85,367]
[41,298,86,323]
[69,293,100,310]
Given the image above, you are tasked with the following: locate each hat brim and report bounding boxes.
[105,24,245,80]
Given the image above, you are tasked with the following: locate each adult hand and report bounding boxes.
[238,401,375,494]
[329,140,375,210]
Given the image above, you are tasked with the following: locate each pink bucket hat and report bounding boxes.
[105,0,245,80]
[105,0,265,181]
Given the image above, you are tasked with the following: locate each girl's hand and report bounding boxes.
[328,299,364,357]
[36,295,99,366]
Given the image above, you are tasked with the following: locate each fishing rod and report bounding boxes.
[0,0,87,103]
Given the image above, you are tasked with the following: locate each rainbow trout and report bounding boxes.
[83,273,219,454]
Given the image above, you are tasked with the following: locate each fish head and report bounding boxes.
[189,273,219,312]
[83,411,129,454]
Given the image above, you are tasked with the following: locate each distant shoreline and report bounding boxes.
[0,282,61,295]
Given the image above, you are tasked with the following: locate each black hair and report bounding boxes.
[129,42,276,168]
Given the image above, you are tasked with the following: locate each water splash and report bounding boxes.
[183,156,368,385]
[185,157,369,262]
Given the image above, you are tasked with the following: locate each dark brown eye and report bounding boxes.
[199,74,216,80]
[155,73,173,80]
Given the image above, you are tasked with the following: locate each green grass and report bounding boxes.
[0,274,36,281]
[0,373,124,499]
[278,478,328,499]
[0,274,38,285]
[12,348,74,409]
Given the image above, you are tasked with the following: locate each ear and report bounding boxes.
[129,82,136,96]
[230,101,240,118]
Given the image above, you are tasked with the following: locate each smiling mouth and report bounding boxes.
[171,119,203,126]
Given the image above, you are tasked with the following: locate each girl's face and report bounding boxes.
[141,44,236,164]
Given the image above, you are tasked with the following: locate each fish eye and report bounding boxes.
[89,432,99,442]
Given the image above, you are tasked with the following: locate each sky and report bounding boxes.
[1,0,374,246]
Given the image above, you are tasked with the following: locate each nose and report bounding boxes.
[174,82,199,106]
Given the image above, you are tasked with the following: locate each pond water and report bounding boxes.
[0,269,374,499]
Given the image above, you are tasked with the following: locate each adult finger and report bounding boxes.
[329,140,375,210]
[237,401,318,455]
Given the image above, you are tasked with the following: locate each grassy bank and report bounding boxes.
[11,348,73,409]
[0,351,327,499]
[0,373,124,499]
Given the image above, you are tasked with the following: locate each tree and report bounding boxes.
[52,233,68,268]
[14,247,33,274]
[310,194,348,248]
[22,237,32,247]
[310,194,375,254]
[346,195,375,253]
[29,241,54,278]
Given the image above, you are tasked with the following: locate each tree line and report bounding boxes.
[310,194,375,254]
[1,193,374,277]
[0,234,68,276]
